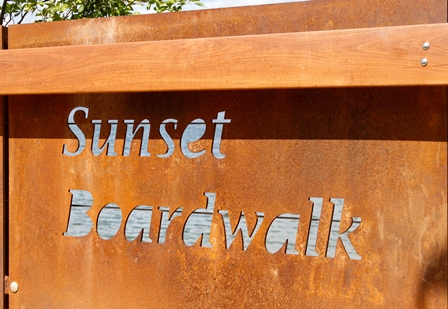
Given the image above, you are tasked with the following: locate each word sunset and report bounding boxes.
[64,190,362,260]
[62,106,231,159]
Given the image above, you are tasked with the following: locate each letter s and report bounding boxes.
[62,106,89,156]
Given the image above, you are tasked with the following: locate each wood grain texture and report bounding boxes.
[1,26,6,49]
[0,23,447,94]
[0,25,6,309]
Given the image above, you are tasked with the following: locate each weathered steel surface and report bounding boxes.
[1,23,448,95]
[7,0,447,48]
[7,88,447,308]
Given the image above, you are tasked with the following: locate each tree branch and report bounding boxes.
[17,11,29,24]
[0,0,9,27]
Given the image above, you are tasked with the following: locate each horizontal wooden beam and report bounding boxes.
[0,23,447,94]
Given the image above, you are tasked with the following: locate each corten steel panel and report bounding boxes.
[7,88,447,308]
[7,0,447,48]
[2,24,448,95]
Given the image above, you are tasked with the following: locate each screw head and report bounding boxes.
[422,42,430,50]
[420,58,428,67]
[10,282,18,293]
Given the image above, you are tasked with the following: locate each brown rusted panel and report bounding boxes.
[7,87,447,308]
[7,0,447,49]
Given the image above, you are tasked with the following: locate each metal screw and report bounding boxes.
[10,282,18,293]
[422,42,430,50]
[420,58,428,67]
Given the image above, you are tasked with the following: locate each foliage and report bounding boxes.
[1,0,203,26]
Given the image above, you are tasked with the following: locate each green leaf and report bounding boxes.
[3,0,204,26]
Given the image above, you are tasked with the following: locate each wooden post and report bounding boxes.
[0,25,7,309]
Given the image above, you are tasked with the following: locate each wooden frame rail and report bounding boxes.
[0,25,6,309]
[0,23,447,95]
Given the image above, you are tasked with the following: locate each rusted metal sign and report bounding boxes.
[2,1,447,308]
[7,88,447,308]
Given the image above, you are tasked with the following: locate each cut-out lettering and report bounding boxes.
[305,197,323,257]
[62,107,88,156]
[125,206,153,243]
[218,210,263,251]
[326,198,362,260]
[62,107,230,159]
[97,203,122,240]
[265,214,300,255]
[64,189,93,236]
[180,119,206,159]
[92,119,118,156]
[158,207,183,244]
[63,191,363,260]
[211,111,231,159]
[183,192,215,248]
[157,119,177,158]
[123,119,151,157]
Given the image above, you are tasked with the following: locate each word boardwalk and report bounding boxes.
[65,190,362,260]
